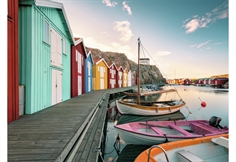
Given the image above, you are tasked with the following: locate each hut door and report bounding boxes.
[87,62,92,92]
[100,78,104,89]
[52,69,62,105]
[99,66,105,89]
[78,76,82,95]
[88,77,91,91]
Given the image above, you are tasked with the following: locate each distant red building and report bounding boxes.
[71,38,86,97]
[116,66,123,88]
[183,78,191,85]
[212,78,228,86]
[108,63,117,88]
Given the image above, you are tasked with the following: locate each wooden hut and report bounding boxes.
[107,63,117,89]
[8,0,19,122]
[122,68,128,87]
[71,38,86,97]
[18,0,74,114]
[85,51,93,93]
[92,58,108,90]
[128,69,132,86]
[116,66,123,88]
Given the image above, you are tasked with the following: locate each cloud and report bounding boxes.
[183,1,228,34]
[122,1,132,15]
[113,21,133,42]
[81,36,134,58]
[184,19,199,33]
[102,0,118,7]
[190,40,212,49]
[99,31,110,38]
[196,40,211,48]
[156,51,171,57]
[214,42,223,45]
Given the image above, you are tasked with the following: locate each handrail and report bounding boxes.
[147,145,169,162]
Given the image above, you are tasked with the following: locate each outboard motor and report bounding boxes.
[209,116,223,129]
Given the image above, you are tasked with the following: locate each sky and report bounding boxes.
[53,0,230,79]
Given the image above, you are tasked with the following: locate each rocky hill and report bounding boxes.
[86,47,166,84]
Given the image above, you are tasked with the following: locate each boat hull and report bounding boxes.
[134,134,229,162]
[116,100,186,116]
[114,120,229,145]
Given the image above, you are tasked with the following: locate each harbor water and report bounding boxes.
[104,85,229,162]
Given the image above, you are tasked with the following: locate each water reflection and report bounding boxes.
[104,85,229,162]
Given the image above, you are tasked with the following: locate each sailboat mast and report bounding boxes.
[137,37,141,105]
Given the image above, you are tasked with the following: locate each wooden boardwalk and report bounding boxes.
[8,87,133,162]
[8,85,186,162]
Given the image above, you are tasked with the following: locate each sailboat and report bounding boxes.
[116,38,186,116]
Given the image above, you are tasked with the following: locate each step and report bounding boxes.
[177,150,205,162]
[211,136,229,148]
[150,126,165,135]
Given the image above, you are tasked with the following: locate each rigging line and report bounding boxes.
[140,42,180,93]
[140,42,169,80]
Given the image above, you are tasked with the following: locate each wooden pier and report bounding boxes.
[8,87,133,162]
[8,86,185,162]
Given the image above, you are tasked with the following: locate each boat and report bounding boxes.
[114,116,228,145]
[116,38,186,116]
[134,134,228,162]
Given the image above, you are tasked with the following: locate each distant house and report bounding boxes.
[196,78,204,86]
[107,63,117,89]
[140,58,150,65]
[85,51,93,93]
[183,78,191,85]
[71,38,86,97]
[116,66,123,88]
[92,58,108,90]
[203,78,208,85]
[8,0,19,122]
[212,78,229,86]
[18,0,74,114]
[131,71,136,86]
[122,68,128,87]
[128,70,132,86]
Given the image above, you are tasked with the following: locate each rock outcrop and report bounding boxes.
[86,47,166,84]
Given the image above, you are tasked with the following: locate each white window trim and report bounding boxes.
[44,20,50,44]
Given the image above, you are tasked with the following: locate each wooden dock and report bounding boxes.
[8,86,186,162]
[8,87,133,162]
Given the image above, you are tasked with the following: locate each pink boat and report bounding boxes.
[114,116,228,145]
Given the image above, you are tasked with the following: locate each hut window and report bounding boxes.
[44,20,50,44]
[51,29,62,67]
[77,51,82,73]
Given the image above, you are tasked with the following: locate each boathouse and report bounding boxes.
[212,78,228,86]
[108,63,117,89]
[8,0,19,122]
[128,69,132,86]
[116,66,123,88]
[85,51,93,93]
[122,68,128,87]
[92,58,108,90]
[71,38,86,97]
[183,78,191,85]
[18,0,74,114]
